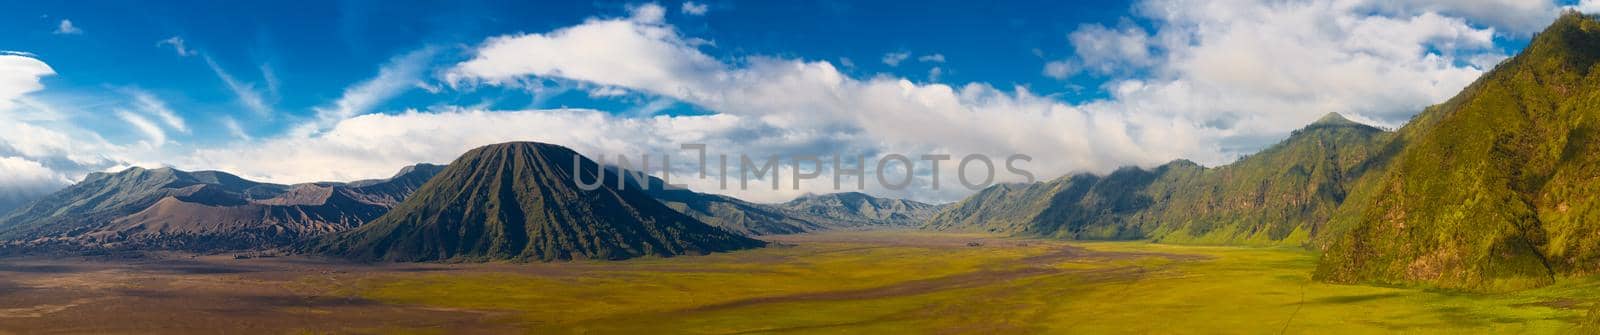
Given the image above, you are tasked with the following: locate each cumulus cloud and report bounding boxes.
[1575,0,1600,13]
[917,54,946,63]
[0,156,71,211]
[53,19,82,35]
[1042,60,1075,79]
[681,1,708,15]
[1048,23,1157,79]
[629,3,667,24]
[1039,0,1509,152]
[0,54,126,200]
[431,14,1220,201]
[1357,0,1562,35]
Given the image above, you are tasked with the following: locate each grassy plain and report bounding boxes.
[336,231,1600,334]
[2,230,1596,334]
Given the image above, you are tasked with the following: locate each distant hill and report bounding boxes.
[0,164,442,252]
[618,168,936,235]
[779,192,941,228]
[310,142,765,262]
[617,170,825,236]
[926,111,1388,246]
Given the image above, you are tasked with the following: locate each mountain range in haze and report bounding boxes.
[0,143,935,259]
[0,163,443,253]
[624,171,941,235]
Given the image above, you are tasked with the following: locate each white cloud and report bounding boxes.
[53,19,82,35]
[917,54,946,63]
[928,67,943,81]
[157,36,194,56]
[298,47,435,135]
[588,86,630,98]
[203,54,272,116]
[1043,60,1075,79]
[126,89,188,133]
[629,3,667,24]
[681,1,708,15]
[431,15,1218,201]
[1069,23,1157,75]
[0,156,71,210]
[260,62,281,99]
[881,52,910,66]
[446,19,724,95]
[1574,0,1600,13]
[1357,0,1562,35]
[116,110,166,146]
[0,55,54,111]
[0,54,154,200]
[1032,0,1511,150]
[222,116,251,141]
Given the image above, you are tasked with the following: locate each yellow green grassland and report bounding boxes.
[312,231,1600,334]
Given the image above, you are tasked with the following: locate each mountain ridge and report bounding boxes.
[0,164,443,252]
[926,111,1389,246]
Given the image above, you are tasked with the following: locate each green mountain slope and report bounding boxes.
[311,142,765,262]
[927,112,1390,246]
[1315,12,1600,291]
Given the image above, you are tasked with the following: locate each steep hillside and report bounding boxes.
[311,142,765,262]
[927,112,1390,246]
[1316,12,1600,291]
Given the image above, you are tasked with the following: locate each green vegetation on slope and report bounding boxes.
[1316,11,1600,291]
[927,112,1390,247]
[931,12,1600,291]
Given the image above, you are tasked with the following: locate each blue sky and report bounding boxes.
[0,0,1595,203]
[0,0,1138,145]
